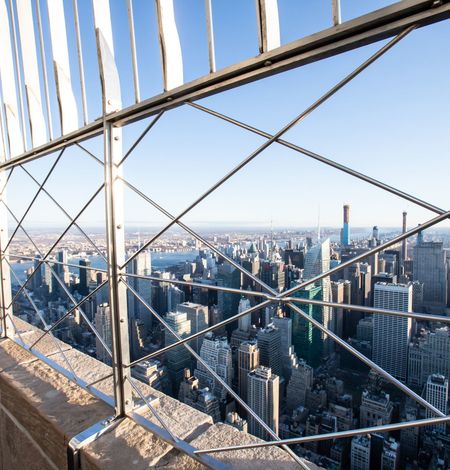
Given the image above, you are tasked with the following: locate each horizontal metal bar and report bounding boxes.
[195,415,450,454]
[120,176,274,294]
[188,102,445,217]
[3,1,450,169]
[8,253,107,273]
[284,297,450,324]
[122,271,270,299]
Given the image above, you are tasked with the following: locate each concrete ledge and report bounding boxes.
[0,322,316,469]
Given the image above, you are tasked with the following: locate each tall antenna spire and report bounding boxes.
[317,205,321,242]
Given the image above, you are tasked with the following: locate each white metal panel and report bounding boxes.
[0,0,24,157]
[155,0,183,91]
[46,0,78,135]
[17,0,47,147]
[92,0,122,114]
[256,0,280,53]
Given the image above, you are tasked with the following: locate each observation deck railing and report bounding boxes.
[1,1,450,468]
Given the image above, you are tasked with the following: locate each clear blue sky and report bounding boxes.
[6,1,450,234]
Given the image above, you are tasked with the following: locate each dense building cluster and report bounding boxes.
[10,205,450,469]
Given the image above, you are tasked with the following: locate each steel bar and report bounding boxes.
[122,271,271,299]
[8,0,28,151]
[188,102,445,217]
[125,375,179,443]
[287,301,445,417]
[204,0,216,73]
[72,0,89,125]
[284,296,450,324]
[28,280,108,350]
[4,183,105,310]
[103,121,133,416]
[127,0,140,103]
[124,280,309,468]
[0,168,14,198]
[86,371,114,389]
[282,209,450,299]
[127,207,450,369]
[127,299,272,368]
[122,26,413,271]
[8,253,107,274]
[196,415,450,454]
[5,205,112,358]
[2,0,450,171]
[20,165,108,263]
[35,0,53,141]
[6,257,80,380]
[120,176,274,294]
[117,111,164,167]
[3,149,64,253]
[332,0,341,26]
[75,143,104,167]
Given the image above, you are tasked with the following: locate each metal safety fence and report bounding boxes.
[0,1,450,468]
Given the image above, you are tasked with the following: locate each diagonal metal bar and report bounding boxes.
[284,296,450,324]
[0,167,14,197]
[122,272,271,299]
[125,375,179,443]
[6,257,80,381]
[8,253,107,274]
[281,209,450,299]
[122,26,415,272]
[127,299,272,368]
[188,102,446,217]
[286,301,445,417]
[117,111,165,167]
[195,415,450,454]
[75,143,104,167]
[127,0,140,104]
[3,149,64,252]
[28,280,109,351]
[130,208,450,368]
[4,183,105,310]
[123,280,309,469]
[121,176,274,294]
[86,371,114,389]
[20,165,107,263]
[2,202,112,358]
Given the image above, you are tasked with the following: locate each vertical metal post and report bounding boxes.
[332,0,341,26]
[0,119,12,338]
[103,121,133,416]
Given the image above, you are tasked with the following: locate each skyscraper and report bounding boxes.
[425,374,448,433]
[78,258,91,296]
[95,303,112,365]
[237,297,251,332]
[286,356,313,411]
[257,324,282,378]
[373,283,412,382]
[238,341,259,401]
[177,302,209,353]
[351,435,371,470]
[413,238,447,309]
[247,366,279,440]
[340,204,350,246]
[194,333,233,401]
[165,311,192,395]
